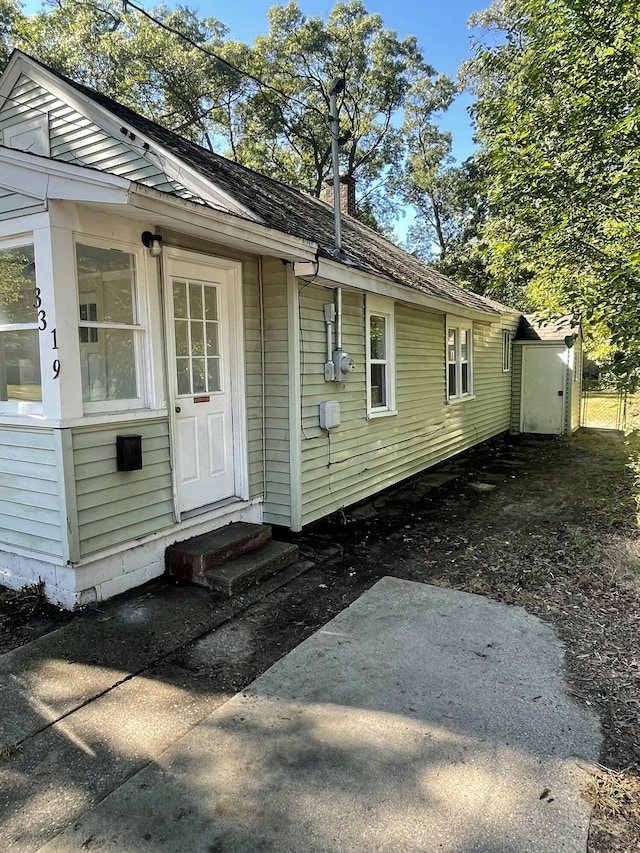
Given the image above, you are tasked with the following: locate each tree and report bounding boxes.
[15,1,452,231]
[230,1,431,223]
[464,0,640,376]
[14,0,242,149]
[0,0,22,69]
[400,74,457,261]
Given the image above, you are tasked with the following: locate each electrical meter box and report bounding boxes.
[319,400,341,430]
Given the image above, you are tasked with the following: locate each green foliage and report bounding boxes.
[0,0,22,69]
[464,0,640,383]
[231,1,430,222]
[13,1,450,230]
[15,1,240,148]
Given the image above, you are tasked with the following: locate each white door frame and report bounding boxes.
[163,246,248,518]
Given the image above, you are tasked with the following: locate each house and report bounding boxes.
[0,51,554,608]
[511,315,582,435]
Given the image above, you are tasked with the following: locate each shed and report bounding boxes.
[511,316,582,435]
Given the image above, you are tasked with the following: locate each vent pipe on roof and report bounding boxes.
[329,76,345,253]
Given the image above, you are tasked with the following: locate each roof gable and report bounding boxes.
[0,51,514,317]
[515,315,581,342]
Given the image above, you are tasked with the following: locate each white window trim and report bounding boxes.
[74,235,149,414]
[366,294,396,418]
[446,317,474,403]
[502,329,512,372]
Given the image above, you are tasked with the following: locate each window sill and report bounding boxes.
[367,408,398,420]
[446,395,475,406]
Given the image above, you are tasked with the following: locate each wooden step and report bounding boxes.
[166,522,272,584]
[203,540,299,597]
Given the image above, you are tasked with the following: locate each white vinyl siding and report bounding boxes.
[298,286,519,527]
[241,257,266,501]
[261,257,291,527]
[73,419,174,557]
[0,185,46,220]
[0,426,64,558]
[0,74,199,201]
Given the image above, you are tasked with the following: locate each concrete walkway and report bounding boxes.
[3,577,601,853]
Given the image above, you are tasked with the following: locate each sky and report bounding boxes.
[20,0,487,239]
[194,0,485,163]
[21,0,486,162]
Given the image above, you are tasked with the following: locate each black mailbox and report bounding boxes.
[116,434,143,471]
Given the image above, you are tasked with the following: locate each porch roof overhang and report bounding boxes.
[127,184,318,263]
[0,145,131,205]
[293,257,500,323]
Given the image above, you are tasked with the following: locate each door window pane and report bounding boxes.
[204,286,218,321]
[189,282,203,320]
[207,358,221,391]
[173,281,188,318]
[176,359,190,395]
[192,357,206,393]
[175,319,189,357]
[174,281,223,396]
[206,323,219,357]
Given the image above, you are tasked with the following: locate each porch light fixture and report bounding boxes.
[141,231,163,257]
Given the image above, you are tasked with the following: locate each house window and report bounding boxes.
[502,329,512,372]
[366,295,395,416]
[75,242,144,409]
[446,319,473,401]
[0,244,42,412]
[0,241,42,412]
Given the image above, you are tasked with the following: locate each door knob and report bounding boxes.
[175,406,181,413]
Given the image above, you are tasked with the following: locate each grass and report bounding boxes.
[586,768,633,816]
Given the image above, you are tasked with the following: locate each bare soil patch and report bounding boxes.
[0,428,638,852]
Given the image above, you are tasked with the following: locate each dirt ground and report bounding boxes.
[1,428,639,852]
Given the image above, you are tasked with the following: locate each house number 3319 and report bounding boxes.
[34,287,61,379]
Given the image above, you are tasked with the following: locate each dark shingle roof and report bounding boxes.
[21,51,513,316]
[515,315,578,341]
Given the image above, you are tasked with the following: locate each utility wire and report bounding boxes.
[121,0,330,122]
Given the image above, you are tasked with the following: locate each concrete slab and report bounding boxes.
[39,578,601,853]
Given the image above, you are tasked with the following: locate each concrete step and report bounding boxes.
[203,540,300,597]
[166,522,272,584]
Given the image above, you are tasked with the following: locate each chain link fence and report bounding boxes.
[581,387,626,430]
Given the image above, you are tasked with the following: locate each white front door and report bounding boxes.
[521,346,566,434]
[165,252,243,513]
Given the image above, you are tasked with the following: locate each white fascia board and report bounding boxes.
[0,146,131,204]
[128,185,318,262]
[5,53,261,223]
[294,257,499,322]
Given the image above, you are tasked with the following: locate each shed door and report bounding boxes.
[166,255,239,513]
[521,346,566,434]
